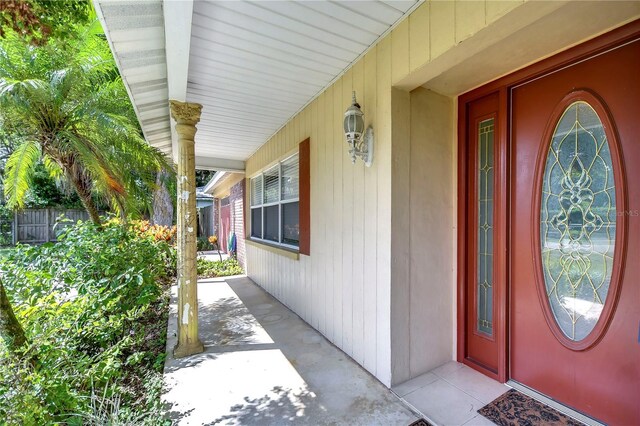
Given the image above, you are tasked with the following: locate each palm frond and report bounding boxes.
[59,130,126,196]
[0,77,48,98]
[4,140,41,209]
[43,156,64,180]
[0,18,168,218]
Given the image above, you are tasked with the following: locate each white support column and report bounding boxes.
[170,99,204,358]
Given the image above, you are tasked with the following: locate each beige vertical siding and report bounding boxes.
[244,0,531,386]
[390,0,524,86]
[245,36,395,383]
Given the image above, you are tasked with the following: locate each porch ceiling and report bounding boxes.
[95,0,420,171]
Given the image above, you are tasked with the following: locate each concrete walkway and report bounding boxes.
[162,276,420,425]
[197,250,229,262]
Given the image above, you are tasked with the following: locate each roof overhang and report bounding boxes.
[202,170,227,194]
[94,0,422,171]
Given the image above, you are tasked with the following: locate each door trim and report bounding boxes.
[457,19,640,383]
[458,90,509,381]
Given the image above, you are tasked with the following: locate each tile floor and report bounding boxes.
[392,361,509,426]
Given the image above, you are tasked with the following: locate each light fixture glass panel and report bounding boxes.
[344,114,353,133]
[355,113,364,134]
[541,101,616,341]
[281,154,299,201]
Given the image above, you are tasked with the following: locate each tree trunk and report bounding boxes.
[0,279,27,353]
[69,172,102,226]
[152,169,174,227]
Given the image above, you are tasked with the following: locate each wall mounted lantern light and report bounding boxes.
[343,91,373,167]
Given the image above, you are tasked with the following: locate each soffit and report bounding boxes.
[95,0,420,167]
[96,1,171,154]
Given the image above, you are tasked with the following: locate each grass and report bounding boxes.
[197,257,244,278]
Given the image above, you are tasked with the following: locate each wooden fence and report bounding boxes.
[13,209,92,244]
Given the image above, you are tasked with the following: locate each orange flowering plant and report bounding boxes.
[132,220,177,243]
[208,235,218,245]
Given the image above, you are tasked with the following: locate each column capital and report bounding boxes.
[169,100,202,125]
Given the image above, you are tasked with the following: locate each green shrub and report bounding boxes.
[196,236,214,251]
[197,257,243,278]
[0,220,172,425]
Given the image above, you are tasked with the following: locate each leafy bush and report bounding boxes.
[197,258,243,278]
[0,220,173,425]
[196,236,215,251]
[0,203,11,246]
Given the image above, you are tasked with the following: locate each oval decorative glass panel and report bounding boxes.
[540,100,617,342]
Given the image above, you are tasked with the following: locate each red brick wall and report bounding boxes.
[212,198,219,239]
[229,179,246,269]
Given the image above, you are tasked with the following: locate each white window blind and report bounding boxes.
[281,154,299,200]
[250,154,300,249]
[251,175,263,206]
[263,165,279,204]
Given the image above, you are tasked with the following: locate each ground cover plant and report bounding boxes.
[197,257,243,279]
[0,220,174,425]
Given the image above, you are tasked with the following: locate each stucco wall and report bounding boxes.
[390,87,455,385]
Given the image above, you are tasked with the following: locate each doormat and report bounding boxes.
[408,419,432,426]
[478,389,585,426]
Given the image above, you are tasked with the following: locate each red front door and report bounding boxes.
[510,39,640,425]
[462,92,505,378]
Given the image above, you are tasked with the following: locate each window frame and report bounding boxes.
[250,153,300,251]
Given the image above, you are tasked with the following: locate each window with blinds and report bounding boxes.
[263,166,279,204]
[250,153,300,249]
[281,154,299,200]
[251,175,263,207]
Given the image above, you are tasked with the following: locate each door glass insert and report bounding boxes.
[541,101,616,341]
[477,118,494,335]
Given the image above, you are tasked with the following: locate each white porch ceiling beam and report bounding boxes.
[195,157,245,173]
[163,0,194,163]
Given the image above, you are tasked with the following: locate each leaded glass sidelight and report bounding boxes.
[477,118,494,335]
[540,101,616,342]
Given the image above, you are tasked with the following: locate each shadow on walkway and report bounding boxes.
[162,276,418,425]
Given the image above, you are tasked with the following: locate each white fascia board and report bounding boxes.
[93,0,153,152]
[164,0,195,163]
[195,156,246,173]
[202,171,228,194]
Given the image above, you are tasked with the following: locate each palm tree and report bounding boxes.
[0,278,27,354]
[0,22,171,225]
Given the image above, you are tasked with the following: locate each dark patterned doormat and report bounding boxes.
[408,419,432,426]
[478,389,585,426]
